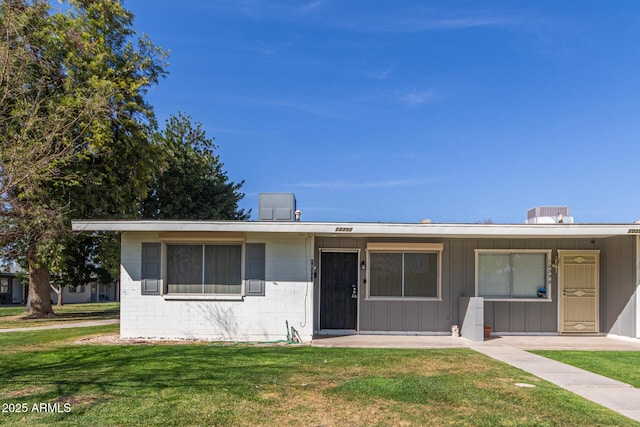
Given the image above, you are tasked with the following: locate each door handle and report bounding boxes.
[351,285,358,299]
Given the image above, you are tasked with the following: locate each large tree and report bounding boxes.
[0,0,167,316]
[141,113,249,220]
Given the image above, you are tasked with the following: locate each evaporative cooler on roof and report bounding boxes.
[258,193,297,221]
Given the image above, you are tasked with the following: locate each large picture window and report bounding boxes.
[476,250,551,300]
[367,243,442,300]
[166,244,242,294]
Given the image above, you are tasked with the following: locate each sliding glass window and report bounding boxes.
[166,244,242,294]
[476,250,551,300]
[367,243,442,300]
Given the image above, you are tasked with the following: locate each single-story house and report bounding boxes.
[50,281,120,305]
[0,271,24,304]
[71,195,640,343]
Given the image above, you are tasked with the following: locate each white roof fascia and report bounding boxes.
[71,220,639,238]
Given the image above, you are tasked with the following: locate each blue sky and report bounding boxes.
[124,1,640,224]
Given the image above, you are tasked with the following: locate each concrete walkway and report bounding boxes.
[313,334,640,423]
[0,318,119,333]
[468,339,640,423]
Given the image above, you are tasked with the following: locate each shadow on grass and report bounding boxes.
[3,304,121,325]
[19,309,120,321]
[1,345,320,400]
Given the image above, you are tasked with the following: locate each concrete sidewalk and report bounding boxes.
[0,318,119,333]
[468,339,640,423]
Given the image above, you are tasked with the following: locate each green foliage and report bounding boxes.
[141,113,249,220]
[1,1,249,311]
[50,233,120,289]
[0,0,168,313]
[49,0,168,220]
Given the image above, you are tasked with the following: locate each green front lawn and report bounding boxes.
[532,350,640,389]
[0,303,119,329]
[0,326,636,426]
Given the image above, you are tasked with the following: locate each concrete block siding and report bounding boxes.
[120,232,314,342]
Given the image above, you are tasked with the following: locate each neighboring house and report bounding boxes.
[0,271,25,304]
[50,281,120,305]
[72,194,640,343]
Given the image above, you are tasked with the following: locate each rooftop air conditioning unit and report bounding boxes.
[258,193,297,221]
[526,206,574,224]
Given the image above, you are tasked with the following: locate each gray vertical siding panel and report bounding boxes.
[510,304,526,331]
[527,304,542,332]
[464,240,478,296]
[388,301,404,330]
[377,302,391,331]
[315,235,636,335]
[404,301,420,330]
[604,237,619,334]
[603,236,636,337]
[484,302,495,330]
[494,304,510,331]
[542,303,557,332]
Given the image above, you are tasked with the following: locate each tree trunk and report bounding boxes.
[50,284,63,307]
[25,259,54,316]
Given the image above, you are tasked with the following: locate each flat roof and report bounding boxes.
[72,220,640,239]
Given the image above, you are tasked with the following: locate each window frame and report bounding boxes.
[475,249,552,302]
[162,242,245,298]
[365,242,443,301]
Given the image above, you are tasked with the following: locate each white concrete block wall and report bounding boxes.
[120,231,314,342]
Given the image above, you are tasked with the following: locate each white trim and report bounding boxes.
[357,331,452,336]
[316,329,357,336]
[483,298,553,303]
[492,332,559,336]
[159,232,245,242]
[314,330,453,336]
[475,249,552,301]
[366,242,444,251]
[73,220,639,238]
[163,294,244,301]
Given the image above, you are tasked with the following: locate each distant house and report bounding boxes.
[72,195,640,343]
[0,271,24,305]
[50,281,120,305]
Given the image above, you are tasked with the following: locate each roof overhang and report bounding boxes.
[71,220,640,239]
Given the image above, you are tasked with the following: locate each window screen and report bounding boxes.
[166,244,241,294]
[477,252,548,299]
[369,251,439,298]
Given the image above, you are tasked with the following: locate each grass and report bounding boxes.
[532,350,640,388]
[0,303,119,329]
[0,327,637,426]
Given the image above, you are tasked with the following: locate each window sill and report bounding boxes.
[162,294,244,301]
[482,298,552,303]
